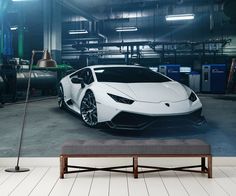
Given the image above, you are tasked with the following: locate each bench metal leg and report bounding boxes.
[133,156,138,178]
[60,155,65,179]
[208,156,212,178]
[201,157,206,172]
[64,157,68,173]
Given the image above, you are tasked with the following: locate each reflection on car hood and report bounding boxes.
[104,81,188,103]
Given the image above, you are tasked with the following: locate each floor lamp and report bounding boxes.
[5,50,44,173]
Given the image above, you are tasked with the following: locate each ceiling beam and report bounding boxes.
[57,0,97,21]
[72,39,231,50]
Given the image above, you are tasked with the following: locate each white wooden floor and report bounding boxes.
[0,158,236,196]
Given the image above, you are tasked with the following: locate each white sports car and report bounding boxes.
[58,65,205,129]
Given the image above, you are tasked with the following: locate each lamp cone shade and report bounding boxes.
[37,50,57,68]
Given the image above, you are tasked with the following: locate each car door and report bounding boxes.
[70,69,84,109]
[71,68,94,110]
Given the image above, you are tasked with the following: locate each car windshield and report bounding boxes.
[94,67,171,83]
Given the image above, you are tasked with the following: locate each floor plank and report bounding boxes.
[218,167,236,184]
[212,168,236,195]
[89,171,110,196]
[127,169,149,196]
[159,171,189,196]
[29,167,59,196]
[109,171,129,196]
[193,172,228,196]
[175,171,209,196]
[0,168,33,196]
[69,171,95,196]
[0,168,13,185]
[143,172,169,196]
[10,167,49,196]
[49,173,77,196]
[0,164,236,196]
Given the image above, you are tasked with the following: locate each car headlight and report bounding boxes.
[189,92,197,102]
[108,93,134,104]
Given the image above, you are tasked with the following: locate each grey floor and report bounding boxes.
[0,94,236,157]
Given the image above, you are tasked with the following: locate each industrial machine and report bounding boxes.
[0,51,73,102]
[16,70,57,91]
[201,64,227,93]
[189,72,201,93]
[159,64,180,81]
[179,67,201,93]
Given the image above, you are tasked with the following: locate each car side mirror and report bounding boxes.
[71,77,85,88]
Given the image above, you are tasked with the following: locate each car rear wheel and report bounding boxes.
[80,90,98,127]
[58,85,65,109]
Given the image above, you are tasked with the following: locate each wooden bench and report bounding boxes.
[60,139,212,179]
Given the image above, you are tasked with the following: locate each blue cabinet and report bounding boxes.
[201,64,226,93]
[159,64,180,81]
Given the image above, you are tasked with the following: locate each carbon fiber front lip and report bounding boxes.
[107,109,206,130]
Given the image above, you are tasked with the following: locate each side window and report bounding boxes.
[81,69,94,85]
[77,70,84,78]
[70,69,83,78]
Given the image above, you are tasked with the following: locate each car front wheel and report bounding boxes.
[80,90,98,127]
[58,85,65,109]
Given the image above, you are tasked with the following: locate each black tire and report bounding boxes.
[58,85,66,109]
[80,90,98,127]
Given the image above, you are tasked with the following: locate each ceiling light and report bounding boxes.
[165,14,195,21]
[115,27,138,32]
[10,26,18,31]
[69,30,88,35]
[12,0,37,1]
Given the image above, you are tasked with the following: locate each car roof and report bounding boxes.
[88,65,145,69]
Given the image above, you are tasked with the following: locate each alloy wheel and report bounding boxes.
[80,91,98,127]
[58,86,65,109]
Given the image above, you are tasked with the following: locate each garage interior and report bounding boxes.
[1,0,236,157]
[0,0,236,154]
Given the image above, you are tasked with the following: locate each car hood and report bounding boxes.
[104,82,189,103]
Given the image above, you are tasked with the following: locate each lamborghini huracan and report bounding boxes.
[58,65,205,129]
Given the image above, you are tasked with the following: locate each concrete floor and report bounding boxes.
[0,95,236,157]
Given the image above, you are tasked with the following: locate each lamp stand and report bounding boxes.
[5,50,43,173]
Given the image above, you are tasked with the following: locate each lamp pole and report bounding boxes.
[5,50,44,173]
